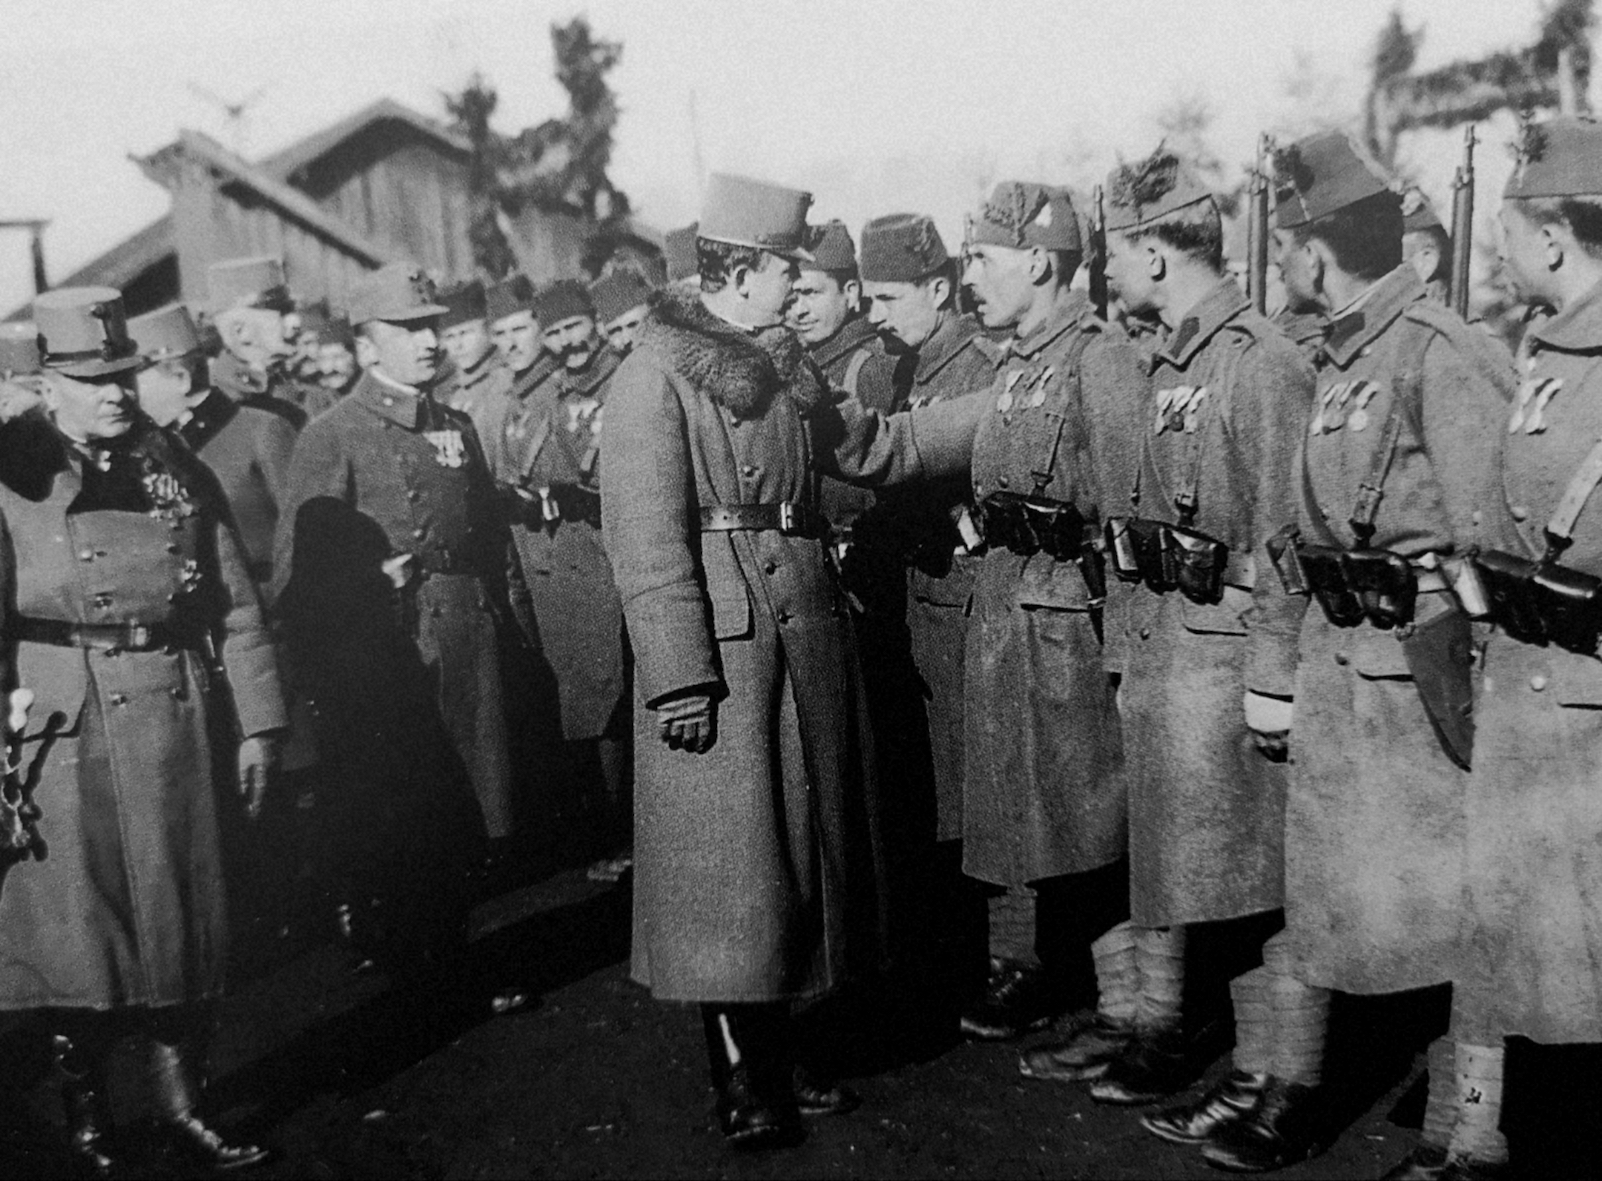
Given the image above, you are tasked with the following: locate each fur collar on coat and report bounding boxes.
[639,287,829,419]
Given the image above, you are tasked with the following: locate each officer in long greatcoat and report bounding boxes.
[272,263,532,982]
[1201,133,1515,1175]
[0,287,284,1173]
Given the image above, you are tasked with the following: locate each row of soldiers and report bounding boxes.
[3,110,1601,1179]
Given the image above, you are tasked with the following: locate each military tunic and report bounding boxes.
[1288,265,1513,994]
[272,371,524,850]
[0,420,284,1009]
[179,389,297,584]
[1118,279,1312,927]
[963,294,1145,886]
[1472,278,1602,1043]
[498,347,627,742]
[440,349,515,446]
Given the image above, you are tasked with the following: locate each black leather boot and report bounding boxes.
[53,1033,116,1178]
[1201,1076,1326,1173]
[959,958,1061,1041]
[1141,1069,1269,1144]
[143,1039,269,1170]
[702,1005,799,1150]
[1089,1026,1193,1105]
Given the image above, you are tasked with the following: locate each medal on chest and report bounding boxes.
[1509,376,1562,434]
[1310,379,1379,435]
[424,429,466,468]
[1026,366,1056,410]
[1154,385,1208,434]
[996,368,1026,413]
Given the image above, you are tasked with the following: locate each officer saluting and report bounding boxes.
[272,262,532,984]
[0,287,284,1173]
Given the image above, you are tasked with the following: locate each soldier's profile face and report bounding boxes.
[863,278,943,353]
[961,243,1032,330]
[737,252,799,328]
[604,306,647,355]
[1272,229,1317,309]
[133,359,193,427]
[491,310,541,372]
[1104,231,1157,314]
[786,270,855,344]
[43,370,135,441]
[362,318,441,387]
[1496,203,1550,304]
[542,315,599,369]
[441,319,492,368]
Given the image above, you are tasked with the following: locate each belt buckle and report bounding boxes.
[778,502,797,534]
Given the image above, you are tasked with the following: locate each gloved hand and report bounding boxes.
[1243,691,1293,762]
[237,732,283,821]
[655,692,716,754]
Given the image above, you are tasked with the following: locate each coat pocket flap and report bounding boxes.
[1180,583,1251,636]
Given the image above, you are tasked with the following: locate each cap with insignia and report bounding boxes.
[802,220,859,274]
[532,279,595,325]
[1399,187,1443,234]
[485,274,536,324]
[664,223,700,283]
[1272,132,1395,229]
[965,182,1082,253]
[1104,147,1214,232]
[208,255,293,315]
[698,174,814,260]
[590,270,652,324]
[0,321,41,377]
[860,214,949,283]
[33,287,143,378]
[129,303,202,361]
[346,262,448,326]
[438,279,489,329]
[1504,115,1602,199]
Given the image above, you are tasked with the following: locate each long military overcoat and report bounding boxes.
[0,419,284,1010]
[1118,280,1311,927]
[1287,265,1513,994]
[1471,279,1602,1044]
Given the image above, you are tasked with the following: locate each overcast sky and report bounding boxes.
[0,0,1556,313]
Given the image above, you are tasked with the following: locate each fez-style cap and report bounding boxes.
[209,256,293,314]
[298,301,355,347]
[486,274,535,324]
[664,223,700,283]
[802,220,859,274]
[532,279,594,325]
[1104,147,1215,232]
[590,270,652,324]
[0,322,41,376]
[859,214,948,283]
[347,262,447,326]
[129,303,202,360]
[1273,132,1395,229]
[1504,116,1602,199]
[1400,187,1444,234]
[33,287,143,378]
[966,182,1082,253]
[438,279,488,329]
[698,173,814,260]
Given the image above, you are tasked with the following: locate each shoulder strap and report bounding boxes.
[1029,327,1097,497]
[1546,438,1602,552]
[1349,315,1433,540]
[842,348,871,398]
[1171,327,1246,524]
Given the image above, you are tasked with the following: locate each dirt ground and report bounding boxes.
[2,865,1598,1180]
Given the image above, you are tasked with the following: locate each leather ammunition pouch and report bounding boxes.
[1104,516,1228,604]
[1294,539,1417,630]
[1467,548,1602,655]
[981,491,1106,605]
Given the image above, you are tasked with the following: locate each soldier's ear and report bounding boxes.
[1145,242,1166,282]
[925,273,952,311]
[1026,245,1052,285]
[355,333,379,369]
[1540,222,1567,274]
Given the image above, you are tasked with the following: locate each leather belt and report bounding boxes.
[9,617,196,653]
[699,502,824,538]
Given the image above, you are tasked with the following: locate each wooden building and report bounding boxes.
[13,98,659,318]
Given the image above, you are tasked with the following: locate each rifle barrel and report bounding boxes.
[1450,124,1477,320]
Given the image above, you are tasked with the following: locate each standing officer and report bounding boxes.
[1062,150,1313,1126]
[272,262,532,987]
[208,256,332,425]
[437,279,514,440]
[590,269,654,357]
[1201,132,1514,1175]
[499,279,629,873]
[0,287,284,1173]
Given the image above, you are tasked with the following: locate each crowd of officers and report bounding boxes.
[2,113,1601,1179]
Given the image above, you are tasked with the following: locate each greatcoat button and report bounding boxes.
[110,693,127,706]
[1530,674,1548,691]
[1511,505,1530,521]
[764,561,777,575]
[78,549,94,561]
[412,528,426,539]
[742,465,757,477]
[998,475,1010,488]
[777,610,792,624]
[407,490,420,501]
[1139,627,1151,639]
[1334,652,1350,666]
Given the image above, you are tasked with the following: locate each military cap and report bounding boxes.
[664,223,700,283]
[438,279,489,329]
[966,182,1082,253]
[1504,116,1602,199]
[298,301,355,347]
[1400,187,1444,234]
[33,286,143,378]
[802,220,859,274]
[590,270,652,324]
[860,214,950,283]
[1272,132,1394,229]
[208,255,293,314]
[347,262,447,326]
[0,321,41,376]
[1104,147,1214,232]
[129,303,202,360]
[698,173,814,260]
[532,279,594,325]
[485,273,536,324]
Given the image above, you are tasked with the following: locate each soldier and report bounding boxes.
[1199,132,1514,1174]
[272,262,533,991]
[590,269,653,357]
[942,183,1143,1048]
[0,287,284,1173]
[663,222,701,290]
[497,279,630,876]
[207,256,334,425]
[299,303,359,399]
[1056,150,1313,1127]
[436,279,514,440]
[1401,187,1453,306]
[484,273,556,461]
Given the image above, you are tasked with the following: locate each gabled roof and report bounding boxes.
[261,97,471,184]
[50,213,173,293]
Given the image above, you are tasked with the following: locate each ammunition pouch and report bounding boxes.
[982,491,1105,605]
[1265,523,1308,595]
[1295,539,1417,629]
[1468,548,1602,655]
[1103,516,1228,604]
